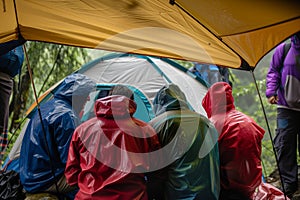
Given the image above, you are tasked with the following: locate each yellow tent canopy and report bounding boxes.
[0,0,299,70]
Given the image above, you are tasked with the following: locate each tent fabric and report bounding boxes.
[26,53,208,116]
[1,119,29,171]
[0,1,299,69]
[80,84,155,123]
[78,53,208,115]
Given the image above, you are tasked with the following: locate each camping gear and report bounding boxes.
[253,182,290,200]
[0,169,25,200]
[0,45,24,77]
[78,53,208,115]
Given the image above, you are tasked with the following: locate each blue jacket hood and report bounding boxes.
[53,73,95,105]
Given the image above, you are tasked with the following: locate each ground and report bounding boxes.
[266,166,300,200]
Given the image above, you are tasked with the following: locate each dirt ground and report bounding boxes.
[266,166,300,200]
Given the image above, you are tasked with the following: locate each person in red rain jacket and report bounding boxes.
[202,82,265,200]
[65,85,160,200]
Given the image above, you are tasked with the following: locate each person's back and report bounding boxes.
[202,82,265,199]
[65,85,160,200]
[19,73,95,197]
[189,63,231,87]
[148,84,220,200]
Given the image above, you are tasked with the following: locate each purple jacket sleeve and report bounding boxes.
[266,43,285,98]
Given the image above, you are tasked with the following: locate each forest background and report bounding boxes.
[5,41,283,178]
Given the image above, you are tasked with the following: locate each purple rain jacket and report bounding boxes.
[266,34,300,109]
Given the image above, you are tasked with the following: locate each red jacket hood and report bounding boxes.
[95,95,137,118]
[65,95,160,200]
[202,82,235,118]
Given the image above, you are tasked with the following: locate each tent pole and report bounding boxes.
[22,44,61,195]
[250,70,287,200]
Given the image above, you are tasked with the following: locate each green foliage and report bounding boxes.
[4,42,92,163]
[172,59,194,69]
[261,140,277,176]
[23,42,92,104]
[233,78,277,138]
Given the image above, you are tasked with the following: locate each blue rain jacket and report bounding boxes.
[19,73,95,193]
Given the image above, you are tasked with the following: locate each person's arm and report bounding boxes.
[64,129,81,187]
[145,126,166,200]
[146,120,166,200]
[145,167,167,200]
[52,112,80,186]
[54,113,78,165]
[267,95,278,104]
[266,44,285,104]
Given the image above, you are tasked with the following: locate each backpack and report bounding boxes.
[282,42,291,62]
[0,45,24,77]
[218,66,232,87]
[0,170,25,200]
[191,64,224,85]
